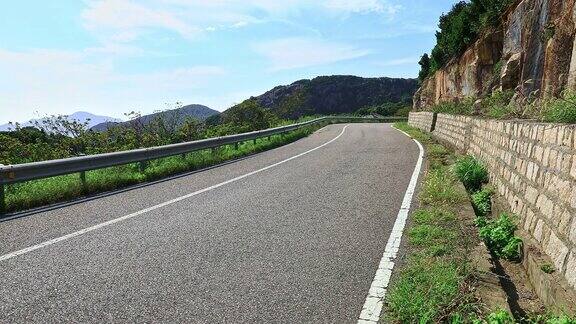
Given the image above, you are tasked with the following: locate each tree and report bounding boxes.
[418,54,431,81]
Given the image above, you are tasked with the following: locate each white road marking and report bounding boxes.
[357,125,425,323]
[0,125,350,263]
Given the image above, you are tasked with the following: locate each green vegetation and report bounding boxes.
[454,155,489,192]
[542,91,576,124]
[4,127,316,212]
[354,102,412,117]
[0,100,328,212]
[386,258,465,322]
[421,167,466,205]
[431,98,475,115]
[471,186,494,217]
[421,0,513,78]
[479,310,576,324]
[391,124,573,322]
[541,263,555,274]
[388,122,478,322]
[476,213,523,261]
[418,53,431,82]
[483,90,516,119]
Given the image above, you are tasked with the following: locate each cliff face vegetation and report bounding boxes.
[414,0,576,110]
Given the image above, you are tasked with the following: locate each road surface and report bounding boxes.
[0,123,420,323]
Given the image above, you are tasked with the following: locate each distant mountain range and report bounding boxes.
[0,112,122,132]
[224,75,419,119]
[1,105,219,133]
[90,104,219,131]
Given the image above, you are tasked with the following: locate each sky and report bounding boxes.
[0,0,456,124]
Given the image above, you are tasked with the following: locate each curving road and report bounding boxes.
[0,123,420,323]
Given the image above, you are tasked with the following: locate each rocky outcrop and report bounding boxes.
[414,0,576,110]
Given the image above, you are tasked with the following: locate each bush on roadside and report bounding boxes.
[454,155,489,192]
[476,213,522,261]
[471,186,494,217]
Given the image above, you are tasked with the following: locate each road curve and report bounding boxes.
[0,123,419,323]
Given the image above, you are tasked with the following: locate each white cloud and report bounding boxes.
[254,37,369,71]
[82,0,202,41]
[0,48,227,123]
[81,0,401,44]
[375,57,419,66]
[323,0,401,15]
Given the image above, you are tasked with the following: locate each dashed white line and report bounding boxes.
[0,125,349,263]
[357,125,425,323]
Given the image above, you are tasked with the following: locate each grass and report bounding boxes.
[431,98,475,115]
[387,122,478,322]
[386,258,464,322]
[421,167,466,205]
[454,155,489,192]
[4,126,316,212]
[542,91,576,124]
[392,122,574,321]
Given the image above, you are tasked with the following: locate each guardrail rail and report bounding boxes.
[0,116,406,213]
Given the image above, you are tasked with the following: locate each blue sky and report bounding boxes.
[0,0,456,124]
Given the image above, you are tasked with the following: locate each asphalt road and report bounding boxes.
[0,123,419,323]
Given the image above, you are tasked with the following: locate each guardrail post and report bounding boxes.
[0,183,5,215]
[80,171,87,194]
[139,161,148,173]
[234,142,239,150]
[268,135,271,141]
[253,139,257,145]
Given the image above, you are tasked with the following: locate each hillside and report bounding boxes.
[91,104,219,131]
[228,75,418,120]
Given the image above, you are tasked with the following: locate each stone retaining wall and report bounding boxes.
[407,112,435,132]
[408,112,576,290]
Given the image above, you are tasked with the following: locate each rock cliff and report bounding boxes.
[414,0,576,110]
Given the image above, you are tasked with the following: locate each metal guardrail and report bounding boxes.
[0,116,405,212]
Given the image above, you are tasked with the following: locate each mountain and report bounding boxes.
[0,111,122,132]
[90,104,219,131]
[234,75,419,119]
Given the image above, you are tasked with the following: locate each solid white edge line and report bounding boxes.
[357,125,424,323]
[0,125,350,263]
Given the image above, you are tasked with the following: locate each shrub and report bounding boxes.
[485,309,515,324]
[542,91,576,124]
[432,99,475,115]
[477,213,523,261]
[454,156,489,191]
[484,90,515,118]
[471,186,493,217]
[541,263,555,274]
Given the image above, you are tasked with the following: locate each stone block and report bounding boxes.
[545,231,569,270]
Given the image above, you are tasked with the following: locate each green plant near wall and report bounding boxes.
[542,91,576,124]
[471,186,494,217]
[476,213,523,261]
[454,156,489,192]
